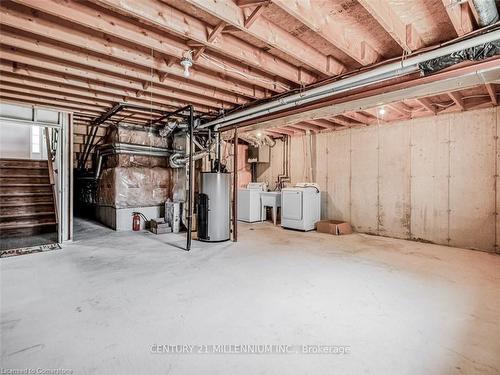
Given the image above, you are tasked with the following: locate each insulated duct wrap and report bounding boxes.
[419,40,500,73]
[472,0,499,27]
[103,154,169,169]
[105,124,168,147]
[96,125,173,209]
[97,167,172,209]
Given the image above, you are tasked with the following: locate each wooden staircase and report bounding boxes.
[0,158,57,248]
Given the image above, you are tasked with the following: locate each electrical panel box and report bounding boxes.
[248,145,270,163]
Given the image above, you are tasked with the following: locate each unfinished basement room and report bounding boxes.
[1,0,500,374]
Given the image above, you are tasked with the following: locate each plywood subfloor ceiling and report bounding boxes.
[0,0,498,158]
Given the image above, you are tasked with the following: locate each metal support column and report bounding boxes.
[186,105,194,251]
[232,127,238,242]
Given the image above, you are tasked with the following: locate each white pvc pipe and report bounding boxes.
[200,30,500,130]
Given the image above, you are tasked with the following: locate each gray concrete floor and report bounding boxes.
[1,218,499,374]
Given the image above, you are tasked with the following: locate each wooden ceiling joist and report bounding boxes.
[0,62,148,104]
[287,123,319,133]
[0,90,177,126]
[448,91,465,110]
[236,59,500,133]
[416,98,438,114]
[269,128,296,136]
[80,0,316,85]
[1,0,498,145]
[244,4,266,29]
[0,93,104,116]
[358,0,424,53]
[237,0,270,7]
[74,125,106,137]
[183,0,345,76]
[1,3,266,99]
[0,73,186,115]
[342,111,377,124]
[304,119,337,129]
[0,82,135,110]
[442,0,475,36]
[285,125,307,134]
[0,37,227,110]
[331,116,364,127]
[273,0,379,66]
[485,84,498,105]
[0,47,212,113]
[207,21,227,43]
[387,103,411,118]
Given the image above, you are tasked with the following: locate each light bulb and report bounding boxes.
[180,57,193,79]
[256,132,262,137]
[378,107,386,116]
[183,65,190,78]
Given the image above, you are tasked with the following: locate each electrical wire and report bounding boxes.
[200,52,290,91]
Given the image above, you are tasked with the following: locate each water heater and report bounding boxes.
[197,172,231,242]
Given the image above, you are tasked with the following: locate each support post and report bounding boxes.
[186,105,194,251]
[233,127,238,242]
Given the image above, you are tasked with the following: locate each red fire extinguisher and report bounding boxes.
[132,212,141,231]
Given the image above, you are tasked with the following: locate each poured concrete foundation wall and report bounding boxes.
[257,107,499,252]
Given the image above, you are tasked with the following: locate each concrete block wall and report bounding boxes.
[257,107,499,252]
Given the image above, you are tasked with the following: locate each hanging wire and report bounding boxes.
[200,52,290,91]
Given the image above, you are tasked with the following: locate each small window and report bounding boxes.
[32,125,40,153]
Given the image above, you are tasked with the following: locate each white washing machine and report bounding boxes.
[281,183,321,231]
[237,182,266,222]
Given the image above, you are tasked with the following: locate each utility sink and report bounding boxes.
[260,191,281,225]
[260,191,281,206]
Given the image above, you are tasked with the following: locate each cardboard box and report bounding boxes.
[316,220,353,235]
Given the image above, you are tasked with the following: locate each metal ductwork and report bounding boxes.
[472,0,499,26]
[159,121,180,138]
[199,29,500,131]
[236,133,276,148]
[94,143,172,179]
[169,149,211,168]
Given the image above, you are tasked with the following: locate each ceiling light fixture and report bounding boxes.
[378,107,386,116]
[180,50,193,78]
[256,132,262,138]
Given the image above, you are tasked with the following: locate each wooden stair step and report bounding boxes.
[0,158,48,169]
[0,223,57,238]
[0,165,48,170]
[0,201,54,207]
[0,177,50,184]
[0,211,55,219]
[0,204,54,216]
[0,192,53,197]
[0,184,52,194]
[0,216,57,229]
[0,183,51,186]
[0,168,48,176]
[0,191,54,205]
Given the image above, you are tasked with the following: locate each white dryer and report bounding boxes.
[237,182,266,222]
[281,183,321,231]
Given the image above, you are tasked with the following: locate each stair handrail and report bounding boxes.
[44,127,59,225]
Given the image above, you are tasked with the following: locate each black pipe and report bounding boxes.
[79,103,179,171]
[79,103,123,170]
[147,105,194,127]
[186,105,194,251]
[232,127,238,242]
